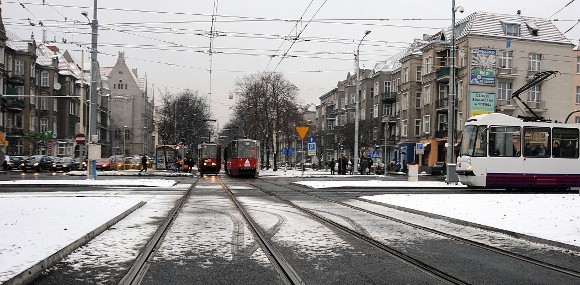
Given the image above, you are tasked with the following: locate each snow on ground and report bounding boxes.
[0,194,144,283]
[362,193,580,247]
[295,180,466,188]
[0,178,178,188]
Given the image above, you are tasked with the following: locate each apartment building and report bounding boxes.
[316,11,576,170]
[574,45,580,123]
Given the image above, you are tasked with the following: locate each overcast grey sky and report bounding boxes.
[4,0,579,127]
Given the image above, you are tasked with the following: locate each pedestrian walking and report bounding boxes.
[341,155,348,175]
[139,155,148,173]
[329,158,335,175]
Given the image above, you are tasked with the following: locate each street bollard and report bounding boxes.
[408,164,419,182]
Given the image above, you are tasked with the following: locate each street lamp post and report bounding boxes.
[446,1,463,183]
[354,30,371,175]
[123,126,128,156]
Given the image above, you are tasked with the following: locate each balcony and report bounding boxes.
[435,130,447,138]
[326,111,337,118]
[381,114,397,123]
[527,100,547,111]
[5,127,25,136]
[497,67,518,79]
[6,98,25,110]
[435,98,449,110]
[381,92,396,103]
[496,99,516,111]
[435,67,459,81]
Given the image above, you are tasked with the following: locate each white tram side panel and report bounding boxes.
[456,113,580,188]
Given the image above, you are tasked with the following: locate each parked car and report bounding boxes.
[21,155,54,172]
[95,158,113,171]
[51,157,80,172]
[10,156,28,170]
[430,162,447,176]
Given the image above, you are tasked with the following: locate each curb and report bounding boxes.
[4,201,146,285]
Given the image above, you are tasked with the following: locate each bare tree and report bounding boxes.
[156,90,212,150]
[228,72,303,169]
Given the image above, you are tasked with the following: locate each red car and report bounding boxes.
[95,158,113,171]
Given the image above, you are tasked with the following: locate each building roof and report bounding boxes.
[373,39,427,73]
[449,11,572,45]
[5,30,30,51]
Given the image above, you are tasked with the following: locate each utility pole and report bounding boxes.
[87,0,99,178]
[446,0,461,183]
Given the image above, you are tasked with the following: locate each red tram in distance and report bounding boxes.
[197,142,222,175]
[224,139,260,178]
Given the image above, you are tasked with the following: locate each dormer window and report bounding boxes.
[525,22,539,36]
[501,21,520,37]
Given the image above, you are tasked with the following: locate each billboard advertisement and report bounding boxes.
[469,92,496,117]
[470,48,496,86]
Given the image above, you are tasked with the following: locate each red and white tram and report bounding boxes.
[197,142,221,175]
[456,113,580,189]
[224,139,260,178]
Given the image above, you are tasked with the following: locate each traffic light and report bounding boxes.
[0,97,7,113]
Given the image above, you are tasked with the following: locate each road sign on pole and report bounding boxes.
[76,134,86,145]
[307,142,316,156]
[296,126,309,140]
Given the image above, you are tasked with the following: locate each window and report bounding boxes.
[528,53,541,71]
[424,56,433,74]
[403,67,409,83]
[489,126,521,157]
[362,88,366,101]
[395,102,400,116]
[7,55,12,72]
[502,22,520,37]
[402,93,408,110]
[402,120,408,137]
[577,56,580,74]
[423,85,431,105]
[438,113,447,131]
[373,104,378,118]
[576,116,580,123]
[527,85,541,102]
[382,103,388,116]
[69,101,75,115]
[498,82,513,102]
[41,71,49,87]
[384,81,391,93]
[374,82,379,96]
[396,78,400,91]
[416,66,422,81]
[523,127,550,157]
[40,97,48,110]
[460,125,488,157]
[40,118,49,132]
[415,92,421,109]
[361,109,366,121]
[459,49,466,67]
[576,86,580,104]
[30,63,36,77]
[457,112,463,131]
[458,80,464,101]
[552,128,579,158]
[423,115,430,134]
[15,59,24,75]
[415,119,421,136]
[499,51,513,68]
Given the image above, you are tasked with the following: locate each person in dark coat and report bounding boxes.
[329,158,336,175]
[367,157,373,175]
[139,155,148,173]
[360,157,368,175]
[340,155,348,175]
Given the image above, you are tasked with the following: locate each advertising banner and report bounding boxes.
[470,48,496,86]
[469,92,496,117]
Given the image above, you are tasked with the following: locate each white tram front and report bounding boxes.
[456,113,580,189]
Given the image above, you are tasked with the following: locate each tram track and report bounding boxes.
[118,177,200,285]
[252,179,580,283]
[218,176,305,285]
[241,180,469,285]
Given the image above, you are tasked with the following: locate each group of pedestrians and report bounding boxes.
[328,155,376,175]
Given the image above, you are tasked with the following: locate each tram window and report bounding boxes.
[460,125,487,157]
[523,127,550,158]
[552,128,579,158]
[489,126,521,157]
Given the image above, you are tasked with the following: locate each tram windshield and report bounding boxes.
[239,141,257,158]
[202,145,218,157]
[460,125,488,157]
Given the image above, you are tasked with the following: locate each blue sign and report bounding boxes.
[282,148,287,155]
[288,148,295,155]
[309,137,316,143]
[371,150,380,158]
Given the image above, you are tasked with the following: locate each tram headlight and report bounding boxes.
[466,163,473,171]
